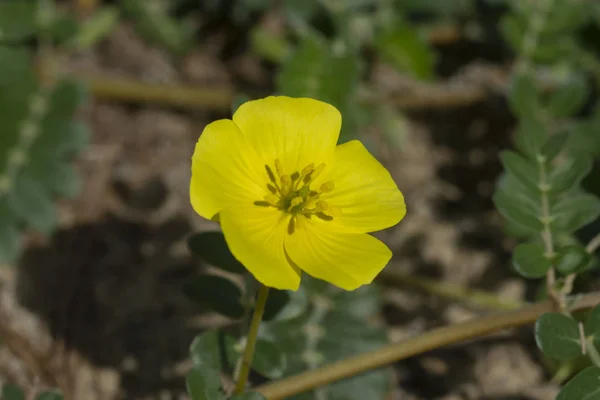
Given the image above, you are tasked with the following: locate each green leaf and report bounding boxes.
[35,390,63,400]
[1,384,24,400]
[186,365,226,400]
[227,338,287,379]
[277,34,361,140]
[499,150,540,195]
[585,305,600,349]
[545,0,590,34]
[0,1,38,42]
[25,160,81,198]
[271,286,308,321]
[121,0,194,55]
[492,186,542,234]
[514,114,547,159]
[72,7,120,49]
[0,202,21,264]
[263,276,389,400]
[263,289,291,321]
[545,74,589,118]
[556,366,600,400]
[512,243,552,278]
[549,155,593,194]
[551,192,600,233]
[183,275,245,319]
[535,312,582,360]
[373,25,435,80]
[187,231,246,274]
[230,393,267,400]
[554,245,592,275]
[0,46,31,86]
[47,13,79,44]
[231,94,251,115]
[189,330,235,371]
[7,170,56,235]
[508,73,540,119]
[542,131,570,161]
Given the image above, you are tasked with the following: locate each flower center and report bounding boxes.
[253,159,338,234]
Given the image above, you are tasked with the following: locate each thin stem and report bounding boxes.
[538,155,562,308]
[234,284,270,395]
[377,270,524,311]
[255,291,600,400]
[586,232,600,254]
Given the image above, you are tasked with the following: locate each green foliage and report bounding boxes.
[276,34,363,142]
[187,364,226,400]
[535,313,582,361]
[554,245,592,275]
[120,0,194,55]
[512,243,551,278]
[188,231,246,274]
[184,238,389,399]
[0,384,63,400]
[260,278,390,400]
[183,275,245,319]
[373,24,435,81]
[1,384,24,400]
[585,305,600,349]
[0,42,88,263]
[556,366,600,400]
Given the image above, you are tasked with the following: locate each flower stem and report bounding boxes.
[234,284,270,395]
[378,269,524,311]
[255,291,600,400]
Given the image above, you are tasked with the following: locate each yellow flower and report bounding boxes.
[190,96,406,291]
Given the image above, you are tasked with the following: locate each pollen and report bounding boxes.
[255,159,339,232]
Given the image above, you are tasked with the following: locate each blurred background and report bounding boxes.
[1,0,600,399]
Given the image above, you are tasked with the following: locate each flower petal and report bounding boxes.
[285,217,392,291]
[190,119,267,220]
[221,206,301,291]
[321,140,406,233]
[232,96,341,173]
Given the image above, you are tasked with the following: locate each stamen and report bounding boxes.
[319,181,335,193]
[316,212,333,221]
[301,163,315,176]
[275,159,284,177]
[265,165,277,184]
[312,163,326,181]
[289,197,303,210]
[281,175,292,193]
[291,172,300,181]
[316,200,329,212]
[298,186,310,198]
[288,217,296,234]
[253,201,272,207]
[264,194,279,204]
[267,184,278,194]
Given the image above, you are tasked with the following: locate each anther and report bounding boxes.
[287,217,296,235]
[253,201,272,207]
[264,194,279,204]
[319,181,335,193]
[316,200,329,212]
[267,183,278,194]
[291,172,300,181]
[275,159,284,177]
[301,163,315,176]
[289,197,303,210]
[265,165,277,184]
[316,212,333,221]
[312,163,326,181]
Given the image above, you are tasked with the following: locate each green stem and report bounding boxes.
[234,284,270,395]
[378,270,524,311]
[255,291,600,400]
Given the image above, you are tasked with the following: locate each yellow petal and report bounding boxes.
[232,96,341,173]
[285,217,392,290]
[320,140,406,233]
[221,206,301,291]
[190,119,267,220]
